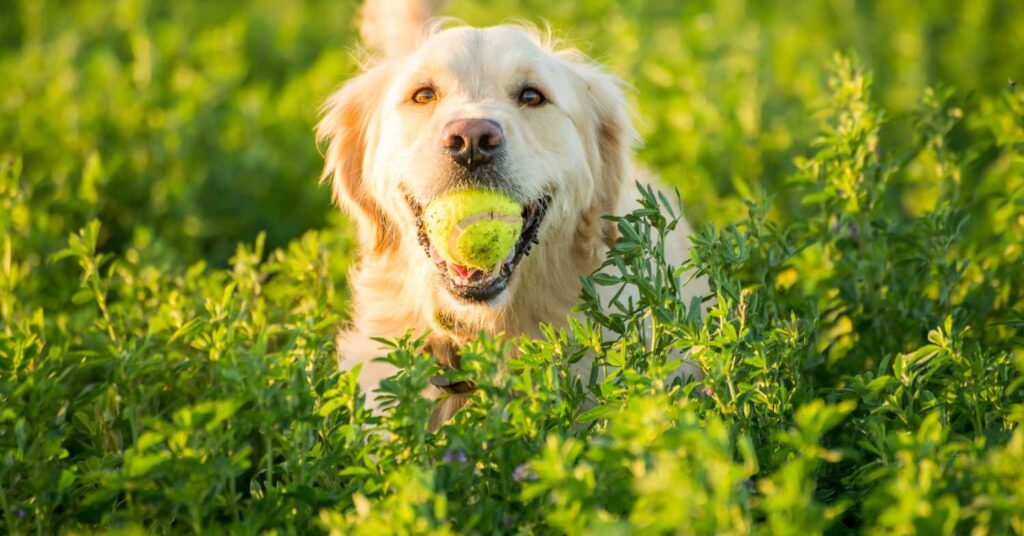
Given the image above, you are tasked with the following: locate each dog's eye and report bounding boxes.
[411,87,436,104]
[518,87,546,107]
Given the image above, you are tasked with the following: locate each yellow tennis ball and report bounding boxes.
[423,189,522,270]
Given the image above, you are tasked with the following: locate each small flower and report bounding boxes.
[743,478,755,493]
[14,508,26,519]
[848,222,859,239]
[443,448,468,464]
[513,463,537,482]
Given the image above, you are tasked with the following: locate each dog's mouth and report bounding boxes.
[410,194,550,302]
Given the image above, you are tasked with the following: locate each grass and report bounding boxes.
[2,0,1023,533]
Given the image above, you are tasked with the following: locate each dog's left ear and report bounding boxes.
[573,66,637,249]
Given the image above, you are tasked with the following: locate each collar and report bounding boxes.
[429,375,476,394]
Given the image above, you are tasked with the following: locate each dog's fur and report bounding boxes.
[317,0,707,424]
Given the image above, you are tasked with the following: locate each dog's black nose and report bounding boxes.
[442,119,503,169]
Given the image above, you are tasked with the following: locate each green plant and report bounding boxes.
[2,0,1023,533]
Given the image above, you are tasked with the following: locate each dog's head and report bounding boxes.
[318,24,634,317]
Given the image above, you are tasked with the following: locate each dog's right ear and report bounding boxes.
[317,63,398,254]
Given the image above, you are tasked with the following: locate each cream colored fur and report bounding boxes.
[318,0,708,418]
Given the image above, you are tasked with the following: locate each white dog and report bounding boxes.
[317,0,707,425]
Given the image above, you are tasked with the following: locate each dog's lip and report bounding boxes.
[410,193,550,303]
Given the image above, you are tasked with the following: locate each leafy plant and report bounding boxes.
[2,0,1023,533]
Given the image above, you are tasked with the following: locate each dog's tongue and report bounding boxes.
[448,262,474,279]
[429,244,500,283]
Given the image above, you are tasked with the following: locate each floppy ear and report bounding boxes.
[574,67,637,250]
[317,63,398,254]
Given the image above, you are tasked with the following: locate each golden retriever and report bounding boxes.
[317,0,708,425]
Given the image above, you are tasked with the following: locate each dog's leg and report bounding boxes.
[335,330,404,411]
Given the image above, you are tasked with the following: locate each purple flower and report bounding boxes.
[513,463,537,482]
[443,448,468,464]
[14,508,26,519]
[743,478,756,494]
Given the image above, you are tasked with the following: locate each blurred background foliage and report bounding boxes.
[2,0,358,269]
[3,0,1023,273]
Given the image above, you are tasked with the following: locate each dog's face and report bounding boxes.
[319,25,633,316]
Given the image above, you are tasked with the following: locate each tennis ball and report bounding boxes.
[423,189,522,270]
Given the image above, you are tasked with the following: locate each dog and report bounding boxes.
[316,0,708,426]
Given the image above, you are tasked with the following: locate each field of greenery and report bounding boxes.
[2,0,1023,533]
